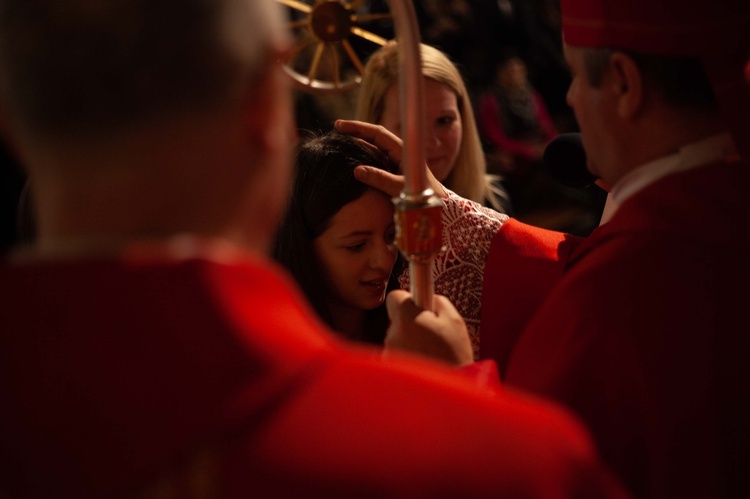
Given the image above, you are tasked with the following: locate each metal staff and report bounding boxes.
[389,0,443,311]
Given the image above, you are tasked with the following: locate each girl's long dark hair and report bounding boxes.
[272,130,402,344]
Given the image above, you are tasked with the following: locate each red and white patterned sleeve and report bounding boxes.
[398,189,508,359]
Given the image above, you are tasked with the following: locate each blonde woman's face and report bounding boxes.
[380,77,462,183]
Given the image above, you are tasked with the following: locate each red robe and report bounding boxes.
[480,218,580,374]
[484,157,750,497]
[0,241,626,498]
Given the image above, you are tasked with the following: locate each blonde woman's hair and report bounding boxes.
[355,41,509,211]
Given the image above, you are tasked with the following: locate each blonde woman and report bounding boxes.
[355,41,512,214]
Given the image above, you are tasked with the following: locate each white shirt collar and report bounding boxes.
[609,132,737,212]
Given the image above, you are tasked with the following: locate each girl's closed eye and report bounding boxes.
[345,241,367,252]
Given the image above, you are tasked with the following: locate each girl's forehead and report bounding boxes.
[324,190,395,234]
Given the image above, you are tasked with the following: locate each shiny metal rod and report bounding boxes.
[389,0,442,311]
[389,0,425,196]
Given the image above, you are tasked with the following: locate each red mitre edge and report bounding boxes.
[560,0,750,56]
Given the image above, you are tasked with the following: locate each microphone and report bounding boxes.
[543,133,598,188]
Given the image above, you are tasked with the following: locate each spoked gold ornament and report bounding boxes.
[276,0,392,93]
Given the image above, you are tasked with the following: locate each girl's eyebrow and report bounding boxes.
[338,230,373,239]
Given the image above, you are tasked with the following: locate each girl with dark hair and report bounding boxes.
[273,130,403,345]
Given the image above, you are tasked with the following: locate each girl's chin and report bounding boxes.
[360,295,386,311]
[365,299,386,310]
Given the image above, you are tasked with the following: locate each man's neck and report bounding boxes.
[606,108,728,188]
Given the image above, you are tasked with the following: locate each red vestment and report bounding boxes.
[487,158,750,497]
[480,218,580,374]
[0,242,626,498]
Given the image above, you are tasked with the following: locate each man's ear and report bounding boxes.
[609,52,644,119]
[240,54,296,154]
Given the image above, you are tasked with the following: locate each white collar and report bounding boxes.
[609,133,737,211]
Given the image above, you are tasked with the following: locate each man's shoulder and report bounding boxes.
[0,253,624,498]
